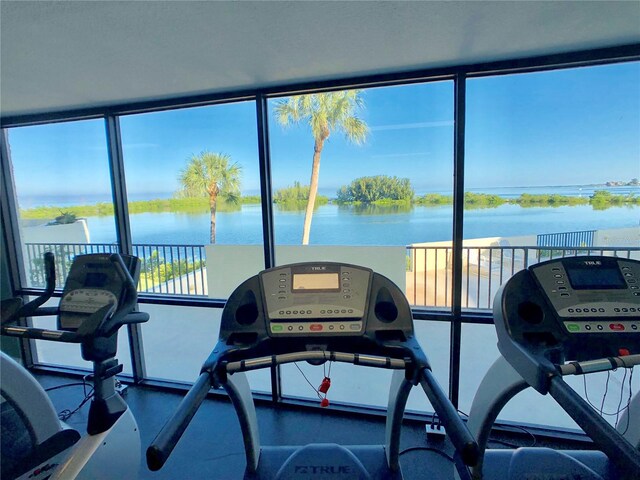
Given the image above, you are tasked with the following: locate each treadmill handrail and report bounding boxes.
[147,372,212,471]
[225,350,407,373]
[548,374,640,478]
[420,368,479,467]
[558,354,640,375]
[147,351,481,471]
[469,355,640,480]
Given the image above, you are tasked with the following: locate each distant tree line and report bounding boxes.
[20,178,639,221]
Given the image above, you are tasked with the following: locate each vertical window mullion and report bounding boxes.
[256,94,281,402]
[105,115,147,383]
[449,73,466,408]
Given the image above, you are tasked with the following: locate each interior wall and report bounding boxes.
[1,223,21,360]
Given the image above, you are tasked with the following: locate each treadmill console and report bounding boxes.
[218,262,414,349]
[530,256,639,335]
[495,256,640,364]
[261,263,371,336]
[58,253,140,331]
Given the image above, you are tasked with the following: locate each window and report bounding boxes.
[8,120,117,289]
[460,62,640,430]
[6,120,125,370]
[463,62,640,310]
[120,102,263,298]
[268,82,455,405]
[2,52,637,431]
[120,102,270,386]
[268,82,455,309]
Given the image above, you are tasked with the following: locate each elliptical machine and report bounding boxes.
[465,255,640,480]
[147,261,479,479]
[1,252,149,479]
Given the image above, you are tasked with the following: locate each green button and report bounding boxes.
[566,323,580,332]
[272,324,283,332]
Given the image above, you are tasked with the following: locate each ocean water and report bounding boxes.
[76,202,640,247]
[21,185,640,246]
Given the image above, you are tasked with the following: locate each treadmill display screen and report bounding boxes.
[565,265,627,290]
[292,273,340,292]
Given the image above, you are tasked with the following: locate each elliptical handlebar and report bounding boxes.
[109,253,138,311]
[98,253,149,336]
[1,252,57,325]
[2,303,116,343]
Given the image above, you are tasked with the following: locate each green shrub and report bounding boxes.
[336,175,414,204]
[514,194,587,207]
[415,193,453,206]
[273,182,328,209]
[464,192,506,208]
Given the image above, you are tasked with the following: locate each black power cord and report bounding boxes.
[399,446,454,463]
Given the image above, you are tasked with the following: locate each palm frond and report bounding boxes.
[273,90,368,145]
[178,150,242,200]
[341,116,369,145]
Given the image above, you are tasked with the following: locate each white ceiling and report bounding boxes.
[1,1,639,119]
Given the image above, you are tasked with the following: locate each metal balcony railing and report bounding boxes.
[537,230,596,249]
[24,242,639,309]
[23,242,207,296]
[406,245,639,309]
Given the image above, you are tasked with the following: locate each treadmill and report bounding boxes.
[147,261,479,479]
[466,255,640,480]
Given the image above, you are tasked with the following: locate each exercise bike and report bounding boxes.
[464,255,640,480]
[147,261,479,479]
[1,252,149,479]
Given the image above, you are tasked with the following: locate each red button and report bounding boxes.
[310,324,323,331]
[619,348,631,356]
[610,323,625,331]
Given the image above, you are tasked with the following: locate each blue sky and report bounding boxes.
[9,61,640,202]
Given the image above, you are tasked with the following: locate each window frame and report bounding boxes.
[1,43,638,422]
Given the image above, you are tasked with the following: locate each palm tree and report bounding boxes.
[275,91,368,244]
[178,151,242,244]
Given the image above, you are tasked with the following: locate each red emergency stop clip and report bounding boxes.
[319,377,331,394]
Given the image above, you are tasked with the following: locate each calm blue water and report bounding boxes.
[81,202,640,246]
[23,185,640,246]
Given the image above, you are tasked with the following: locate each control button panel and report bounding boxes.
[532,258,640,320]
[60,289,117,314]
[59,288,118,330]
[563,321,639,334]
[270,321,363,335]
